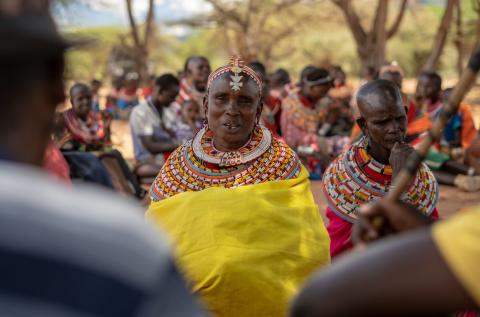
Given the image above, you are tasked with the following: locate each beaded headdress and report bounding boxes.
[207,55,263,95]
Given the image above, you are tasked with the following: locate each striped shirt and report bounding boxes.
[0,161,206,317]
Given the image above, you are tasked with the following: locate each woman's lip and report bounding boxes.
[223,123,241,130]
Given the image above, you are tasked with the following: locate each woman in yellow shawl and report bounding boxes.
[147,56,330,317]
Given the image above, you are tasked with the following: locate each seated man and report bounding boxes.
[130,74,181,180]
[416,72,480,191]
[322,79,439,258]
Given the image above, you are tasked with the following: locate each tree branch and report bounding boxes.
[331,0,367,45]
[422,0,458,71]
[387,0,407,38]
[125,0,141,49]
[204,0,245,27]
[143,0,155,47]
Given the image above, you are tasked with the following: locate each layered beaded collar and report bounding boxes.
[192,125,272,167]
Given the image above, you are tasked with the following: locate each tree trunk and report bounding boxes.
[125,0,155,84]
[371,0,388,69]
[332,0,407,76]
[454,1,463,77]
[422,0,458,72]
[473,0,480,51]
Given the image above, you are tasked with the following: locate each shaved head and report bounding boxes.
[356,80,407,163]
[357,79,403,118]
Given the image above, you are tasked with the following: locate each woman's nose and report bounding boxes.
[225,100,240,114]
[389,121,403,132]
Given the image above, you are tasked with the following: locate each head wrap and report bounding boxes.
[301,67,333,86]
[207,56,263,96]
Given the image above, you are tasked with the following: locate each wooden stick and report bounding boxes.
[386,47,480,202]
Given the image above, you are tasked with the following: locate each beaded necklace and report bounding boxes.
[192,125,272,167]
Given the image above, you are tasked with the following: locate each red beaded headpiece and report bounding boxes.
[207,55,263,95]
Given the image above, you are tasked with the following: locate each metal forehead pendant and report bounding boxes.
[230,65,243,91]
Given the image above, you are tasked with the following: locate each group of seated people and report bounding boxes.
[47,54,480,199]
[7,4,480,317]
[42,55,480,314]
[144,56,478,316]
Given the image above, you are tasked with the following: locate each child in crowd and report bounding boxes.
[90,79,102,112]
[175,100,202,143]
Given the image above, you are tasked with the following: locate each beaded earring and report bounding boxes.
[204,110,209,130]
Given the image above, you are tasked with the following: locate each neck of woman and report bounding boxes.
[213,134,251,152]
[367,141,390,165]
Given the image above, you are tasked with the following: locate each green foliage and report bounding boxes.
[150,30,226,74]
[64,26,127,81]
[61,1,480,83]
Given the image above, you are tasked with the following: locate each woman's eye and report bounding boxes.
[238,98,252,105]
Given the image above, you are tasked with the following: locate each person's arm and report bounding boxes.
[139,135,178,154]
[290,228,476,317]
[131,109,179,155]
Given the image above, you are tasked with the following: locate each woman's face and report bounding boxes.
[205,73,262,151]
[182,101,199,122]
[71,86,92,119]
[302,83,331,103]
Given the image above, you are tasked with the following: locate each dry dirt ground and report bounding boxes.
[112,119,479,223]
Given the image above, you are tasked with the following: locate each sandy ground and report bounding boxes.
[112,112,480,223]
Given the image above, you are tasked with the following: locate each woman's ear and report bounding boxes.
[357,117,367,135]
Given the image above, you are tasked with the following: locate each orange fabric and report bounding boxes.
[458,103,477,149]
[407,112,431,136]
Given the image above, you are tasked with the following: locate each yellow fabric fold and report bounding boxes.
[147,167,330,317]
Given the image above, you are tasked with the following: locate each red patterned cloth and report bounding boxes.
[280,91,325,149]
[177,78,205,108]
[63,108,109,151]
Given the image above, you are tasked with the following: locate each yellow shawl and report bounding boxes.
[147,167,330,317]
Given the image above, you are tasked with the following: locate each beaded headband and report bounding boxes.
[302,76,333,86]
[207,56,263,95]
